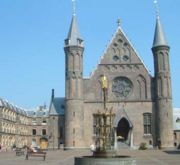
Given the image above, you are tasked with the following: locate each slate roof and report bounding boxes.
[36,110,48,117]
[0,98,28,116]
[152,17,168,48]
[49,97,65,115]
[27,110,49,117]
[66,15,82,46]
[26,111,35,116]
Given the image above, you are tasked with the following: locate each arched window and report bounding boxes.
[157,77,163,97]
[95,76,104,100]
[137,75,147,99]
[158,52,164,70]
[143,113,152,134]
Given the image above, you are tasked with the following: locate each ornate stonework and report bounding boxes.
[112,77,133,99]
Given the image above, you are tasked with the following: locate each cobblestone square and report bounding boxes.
[0,149,180,165]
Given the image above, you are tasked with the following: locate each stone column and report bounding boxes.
[130,129,133,148]
[114,128,117,150]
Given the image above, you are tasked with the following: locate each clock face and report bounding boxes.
[112,77,133,99]
[122,55,129,61]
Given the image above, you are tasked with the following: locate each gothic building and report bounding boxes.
[61,11,174,149]
[0,10,175,150]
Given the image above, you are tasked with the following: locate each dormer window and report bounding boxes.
[77,38,83,46]
[65,39,70,46]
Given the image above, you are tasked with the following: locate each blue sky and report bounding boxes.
[0,0,179,109]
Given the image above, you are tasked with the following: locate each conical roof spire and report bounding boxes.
[65,1,83,47]
[152,17,168,48]
[66,15,82,45]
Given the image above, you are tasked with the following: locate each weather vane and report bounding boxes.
[72,0,76,16]
[153,0,160,18]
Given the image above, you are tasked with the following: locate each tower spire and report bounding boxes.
[153,0,160,19]
[152,0,168,48]
[64,0,85,149]
[72,0,76,16]
[65,0,83,46]
[152,0,173,148]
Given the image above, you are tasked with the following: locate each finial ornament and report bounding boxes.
[117,19,121,27]
[72,0,76,16]
[153,0,160,18]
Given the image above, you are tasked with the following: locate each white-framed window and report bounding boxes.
[143,113,152,134]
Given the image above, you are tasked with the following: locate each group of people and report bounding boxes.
[29,144,38,152]
[0,144,7,152]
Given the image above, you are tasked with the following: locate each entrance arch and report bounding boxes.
[117,118,130,142]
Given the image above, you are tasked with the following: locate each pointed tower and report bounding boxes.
[152,16,173,148]
[64,10,84,149]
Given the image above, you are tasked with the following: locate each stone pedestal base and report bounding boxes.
[74,156,136,165]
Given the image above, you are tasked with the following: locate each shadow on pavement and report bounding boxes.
[164,150,180,154]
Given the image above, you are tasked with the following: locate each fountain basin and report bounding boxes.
[75,156,136,165]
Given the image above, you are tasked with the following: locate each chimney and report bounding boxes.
[51,89,55,101]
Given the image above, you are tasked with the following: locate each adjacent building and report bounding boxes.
[0,99,31,149]
[0,96,65,150]
[27,105,49,149]
[173,108,180,148]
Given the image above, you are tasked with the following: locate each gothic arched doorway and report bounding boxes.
[117,118,130,142]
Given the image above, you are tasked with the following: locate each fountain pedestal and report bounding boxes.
[75,156,136,165]
[74,111,136,165]
[74,75,136,165]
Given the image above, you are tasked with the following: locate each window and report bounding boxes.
[61,105,65,109]
[93,116,97,134]
[112,77,133,99]
[32,129,36,135]
[176,118,180,123]
[42,129,46,135]
[32,118,37,125]
[149,140,152,145]
[42,120,47,125]
[174,132,177,140]
[143,113,152,134]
